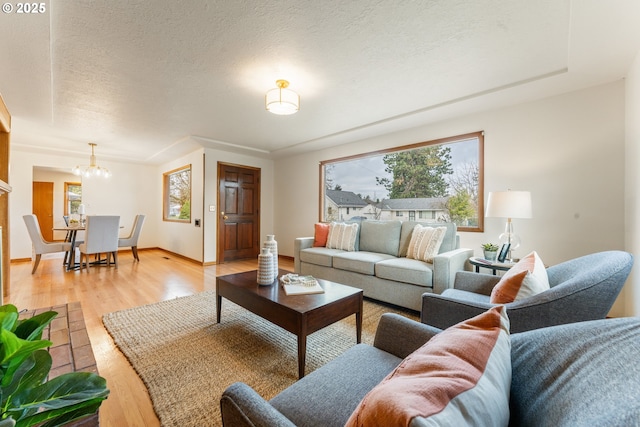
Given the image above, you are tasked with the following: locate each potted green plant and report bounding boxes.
[481,243,500,261]
[0,304,109,427]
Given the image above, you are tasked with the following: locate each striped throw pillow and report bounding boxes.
[406,225,447,263]
[326,222,358,251]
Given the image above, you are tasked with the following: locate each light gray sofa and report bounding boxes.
[294,221,473,311]
[221,313,640,426]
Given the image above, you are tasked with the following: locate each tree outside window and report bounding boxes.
[163,165,191,222]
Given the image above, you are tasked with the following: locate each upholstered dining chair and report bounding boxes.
[421,250,633,333]
[23,214,72,274]
[118,214,145,261]
[78,215,120,271]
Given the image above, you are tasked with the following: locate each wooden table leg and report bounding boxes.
[216,294,222,323]
[297,323,308,379]
[356,299,363,344]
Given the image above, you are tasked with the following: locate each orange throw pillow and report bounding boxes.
[490,251,550,304]
[345,306,511,427]
[313,223,330,247]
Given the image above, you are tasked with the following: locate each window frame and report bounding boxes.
[163,164,192,223]
[319,131,484,232]
[64,182,82,216]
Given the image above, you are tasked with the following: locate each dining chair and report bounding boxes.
[23,214,72,274]
[78,215,120,271]
[118,214,146,261]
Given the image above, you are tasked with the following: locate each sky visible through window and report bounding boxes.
[328,138,478,202]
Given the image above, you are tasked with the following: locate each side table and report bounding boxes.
[469,257,515,275]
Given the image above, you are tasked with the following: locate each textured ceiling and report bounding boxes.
[1,0,639,164]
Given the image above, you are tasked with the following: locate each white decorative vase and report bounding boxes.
[264,234,278,280]
[257,247,274,285]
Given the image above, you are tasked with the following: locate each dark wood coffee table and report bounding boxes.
[216,269,363,378]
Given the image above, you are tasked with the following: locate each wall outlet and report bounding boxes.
[195,219,201,227]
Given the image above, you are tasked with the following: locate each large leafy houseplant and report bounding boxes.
[0,304,109,427]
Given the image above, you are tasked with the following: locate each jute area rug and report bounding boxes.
[103,290,418,427]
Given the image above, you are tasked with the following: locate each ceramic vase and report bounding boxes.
[257,247,274,285]
[264,234,278,279]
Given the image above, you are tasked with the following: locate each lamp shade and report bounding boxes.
[265,79,299,115]
[485,191,532,219]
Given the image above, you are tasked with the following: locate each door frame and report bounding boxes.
[216,162,261,264]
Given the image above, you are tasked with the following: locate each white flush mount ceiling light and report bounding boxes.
[72,143,111,178]
[265,79,299,115]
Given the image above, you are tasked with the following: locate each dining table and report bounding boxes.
[53,224,85,270]
[55,222,124,271]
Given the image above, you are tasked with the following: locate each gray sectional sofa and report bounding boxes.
[294,220,472,311]
[221,313,640,426]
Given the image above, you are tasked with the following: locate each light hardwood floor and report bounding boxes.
[7,249,291,427]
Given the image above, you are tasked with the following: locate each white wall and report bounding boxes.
[10,141,275,265]
[155,149,205,262]
[625,49,640,317]
[275,81,630,314]
[9,149,159,259]
[154,145,275,264]
[202,148,275,264]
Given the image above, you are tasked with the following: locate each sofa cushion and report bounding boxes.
[399,222,457,257]
[326,222,359,251]
[270,344,402,427]
[490,251,549,304]
[358,220,402,256]
[313,223,330,247]
[375,258,433,288]
[333,251,397,276]
[299,247,345,267]
[406,225,447,263]
[442,288,492,304]
[345,306,511,427]
[510,318,640,426]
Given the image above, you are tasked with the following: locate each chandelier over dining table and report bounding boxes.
[72,143,111,178]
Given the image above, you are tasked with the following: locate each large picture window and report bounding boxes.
[163,165,191,222]
[320,131,484,232]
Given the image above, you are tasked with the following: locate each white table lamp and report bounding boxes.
[485,190,532,261]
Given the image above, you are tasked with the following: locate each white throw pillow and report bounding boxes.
[326,222,358,251]
[406,225,447,263]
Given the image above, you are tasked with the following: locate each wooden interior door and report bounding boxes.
[217,163,261,262]
[33,181,54,241]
